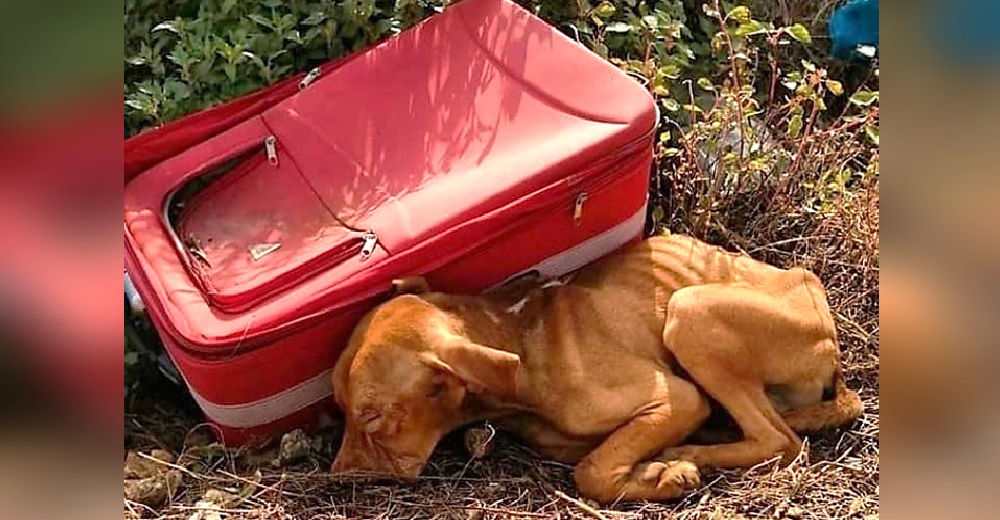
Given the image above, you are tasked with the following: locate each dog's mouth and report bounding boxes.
[330,438,428,481]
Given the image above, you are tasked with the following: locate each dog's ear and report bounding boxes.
[421,337,520,397]
[389,276,430,297]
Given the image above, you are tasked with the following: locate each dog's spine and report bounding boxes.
[782,368,864,433]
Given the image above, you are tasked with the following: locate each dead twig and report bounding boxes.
[553,490,611,520]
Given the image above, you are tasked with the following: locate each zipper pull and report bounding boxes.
[360,231,378,261]
[264,136,278,166]
[573,192,588,225]
[299,67,321,90]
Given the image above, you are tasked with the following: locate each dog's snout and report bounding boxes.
[330,432,424,481]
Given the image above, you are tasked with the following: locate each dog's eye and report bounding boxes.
[359,408,383,433]
[427,379,448,398]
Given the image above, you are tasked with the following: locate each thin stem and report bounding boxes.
[713,0,747,167]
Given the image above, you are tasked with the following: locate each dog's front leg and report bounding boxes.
[573,376,709,503]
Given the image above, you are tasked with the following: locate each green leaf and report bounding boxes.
[124,351,139,366]
[696,77,715,91]
[801,59,816,72]
[661,98,680,112]
[702,3,720,18]
[865,125,879,145]
[661,147,682,158]
[164,80,191,100]
[595,1,616,18]
[849,90,879,106]
[785,23,812,45]
[247,14,275,30]
[642,15,658,30]
[605,21,632,33]
[284,29,304,45]
[221,0,239,16]
[734,20,767,37]
[124,99,146,112]
[728,6,752,23]
[659,131,671,143]
[302,10,327,26]
[651,204,665,224]
[825,80,844,96]
[151,20,180,34]
[659,64,681,79]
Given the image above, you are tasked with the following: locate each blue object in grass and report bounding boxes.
[935,0,1000,66]
[828,0,879,60]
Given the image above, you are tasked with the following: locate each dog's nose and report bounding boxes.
[330,446,366,475]
[330,435,390,477]
[331,440,424,480]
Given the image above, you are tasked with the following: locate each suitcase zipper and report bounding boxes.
[298,67,322,90]
[563,126,655,225]
[360,230,379,261]
[264,135,278,165]
[573,192,588,225]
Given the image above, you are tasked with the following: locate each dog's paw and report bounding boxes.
[633,460,701,497]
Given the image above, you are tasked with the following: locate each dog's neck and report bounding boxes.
[422,287,553,419]
[422,287,549,359]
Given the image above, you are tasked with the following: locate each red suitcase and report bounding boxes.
[124,0,656,445]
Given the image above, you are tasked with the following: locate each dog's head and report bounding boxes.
[330,278,520,480]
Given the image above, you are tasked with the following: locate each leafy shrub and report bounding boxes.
[124,0,700,136]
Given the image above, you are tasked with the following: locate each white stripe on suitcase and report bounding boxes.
[188,202,647,428]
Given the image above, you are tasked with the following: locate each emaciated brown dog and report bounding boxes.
[330,233,862,503]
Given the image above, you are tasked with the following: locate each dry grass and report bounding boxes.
[125,398,878,520]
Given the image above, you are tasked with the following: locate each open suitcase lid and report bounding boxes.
[124,0,656,345]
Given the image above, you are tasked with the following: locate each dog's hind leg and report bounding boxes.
[656,284,822,469]
[572,375,710,503]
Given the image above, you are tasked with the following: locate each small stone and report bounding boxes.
[150,449,177,464]
[186,488,235,520]
[124,451,153,479]
[124,469,183,507]
[276,429,313,465]
[849,496,866,514]
[463,424,495,459]
[785,505,804,519]
[201,488,235,506]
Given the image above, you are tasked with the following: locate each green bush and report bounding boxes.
[124,0,704,136]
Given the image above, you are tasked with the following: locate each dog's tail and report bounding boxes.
[782,368,864,433]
